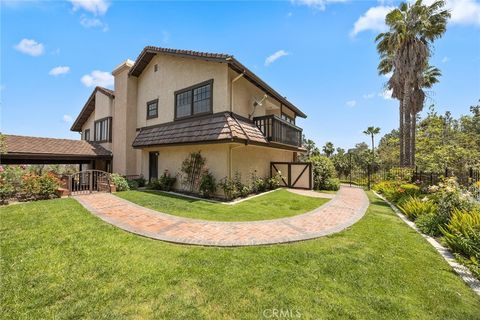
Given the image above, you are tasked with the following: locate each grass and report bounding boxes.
[1,193,480,319]
[115,188,330,221]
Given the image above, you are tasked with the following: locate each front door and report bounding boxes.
[149,152,158,182]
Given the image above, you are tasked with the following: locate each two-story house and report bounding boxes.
[70,47,308,190]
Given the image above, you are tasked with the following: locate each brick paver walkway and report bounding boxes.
[74,186,369,246]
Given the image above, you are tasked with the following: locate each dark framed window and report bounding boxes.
[175,79,213,120]
[83,129,90,141]
[94,117,112,142]
[281,113,295,125]
[146,99,158,119]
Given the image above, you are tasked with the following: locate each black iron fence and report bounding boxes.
[338,165,480,191]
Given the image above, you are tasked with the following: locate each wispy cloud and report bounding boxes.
[351,5,394,37]
[69,0,110,16]
[265,50,290,66]
[14,38,45,56]
[80,16,109,31]
[291,0,347,11]
[420,0,480,26]
[63,115,73,123]
[81,70,114,88]
[379,89,393,100]
[363,93,375,99]
[346,100,357,107]
[49,66,70,76]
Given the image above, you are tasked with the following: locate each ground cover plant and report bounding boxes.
[116,188,329,222]
[1,193,479,319]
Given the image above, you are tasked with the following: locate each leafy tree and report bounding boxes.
[376,0,449,166]
[377,129,400,167]
[322,142,335,158]
[300,135,320,161]
[363,126,381,164]
[331,147,350,177]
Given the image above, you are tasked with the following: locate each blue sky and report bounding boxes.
[1,0,479,150]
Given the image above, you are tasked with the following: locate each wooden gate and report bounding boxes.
[68,170,111,195]
[270,162,312,189]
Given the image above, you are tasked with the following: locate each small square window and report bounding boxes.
[147,99,158,119]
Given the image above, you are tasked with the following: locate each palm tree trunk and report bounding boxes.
[410,111,416,167]
[403,92,412,167]
[399,99,405,166]
[371,134,375,164]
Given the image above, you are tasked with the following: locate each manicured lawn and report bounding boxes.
[115,189,330,221]
[1,193,480,319]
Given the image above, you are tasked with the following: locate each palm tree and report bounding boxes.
[376,0,449,167]
[363,126,381,164]
[322,142,335,158]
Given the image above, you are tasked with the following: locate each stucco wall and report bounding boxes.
[136,54,229,128]
[80,90,113,151]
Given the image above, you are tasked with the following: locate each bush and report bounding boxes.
[373,181,420,203]
[127,179,139,190]
[323,178,340,191]
[150,171,177,191]
[0,175,14,204]
[266,172,283,190]
[250,171,267,193]
[416,212,447,236]
[309,155,337,190]
[110,173,130,192]
[398,196,437,220]
[218,177,238,200]
[199,170,216,198]
[441,208,480,262]
[399,183,420,197]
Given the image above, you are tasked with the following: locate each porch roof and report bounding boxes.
[0,135,112,164]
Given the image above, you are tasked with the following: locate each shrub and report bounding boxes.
[150,171,177,191]
[180,151,205,192]
[37,173,61,198]
[110,173,130,192]
[416,212,447,236]
[441,208,480,273]
[399,183,420,197]
[127,179,139,190]
[250,171,267,193]
[218,177,238,200]
[199,170,216,198]
[266,172,283,190]
[0,176,14,204]
[398,196,437,220]
[309,155,336,190]
[323,178,340,191]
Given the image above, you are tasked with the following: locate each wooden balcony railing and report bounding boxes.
[253,115,303,147]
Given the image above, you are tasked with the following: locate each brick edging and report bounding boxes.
[373,191,480,296]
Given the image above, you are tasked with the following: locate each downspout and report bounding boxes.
[230,71,245,113]
[228,144,244,179]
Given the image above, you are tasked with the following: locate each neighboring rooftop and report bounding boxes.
[1,134,112,164]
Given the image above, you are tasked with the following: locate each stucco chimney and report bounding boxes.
[111,60,138,175]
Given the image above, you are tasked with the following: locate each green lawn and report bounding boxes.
[115,189,330,221]
[1,193,480,319]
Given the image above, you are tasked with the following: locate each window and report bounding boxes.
[146,99,158,119]
[281,113,295,125]
[175,79,213,119]
[94,117,112,142]
[83,129,90,141]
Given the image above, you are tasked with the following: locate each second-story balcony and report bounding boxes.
[253,114,303,148]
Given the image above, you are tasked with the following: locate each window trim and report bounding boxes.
[93,117,112,143]
[83,129,90,141]
[174,79,213,120]
[146,99,159,120]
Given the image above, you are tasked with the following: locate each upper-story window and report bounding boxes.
[94,117,112,143]
[175,79,213,120]
[146,99,158,119]
[281,113,295,125]
[83,129,90,141]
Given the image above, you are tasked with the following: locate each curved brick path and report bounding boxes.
[74,186,369,247]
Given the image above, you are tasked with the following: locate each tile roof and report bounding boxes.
[2,135,112,158]
[132,112,268,148]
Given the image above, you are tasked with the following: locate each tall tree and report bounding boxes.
[376,0,449,167]
[322,142,335,158]
[363,126,381,164]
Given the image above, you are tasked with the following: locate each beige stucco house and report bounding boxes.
[70,47,308,190]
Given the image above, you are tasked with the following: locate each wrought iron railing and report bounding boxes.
[68,170,111,195]
[253,115,302,147]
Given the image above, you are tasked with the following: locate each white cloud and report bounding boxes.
[81,70,114,88]
[69,0,110,15]
[363,93,375,99]
[379,89,393,100]
[351,6,394,36]
[442,56,449,63]
[420,0,480,26]
[14,38,45,56]
[80,16,108,31]
[265,50,290,66]
[49,66,70,76]
[63,115,73,123]
[346,100,357,107]
[291,0,347,11]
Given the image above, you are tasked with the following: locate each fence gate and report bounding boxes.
[68,170,111,195]
[271,162,312,189]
